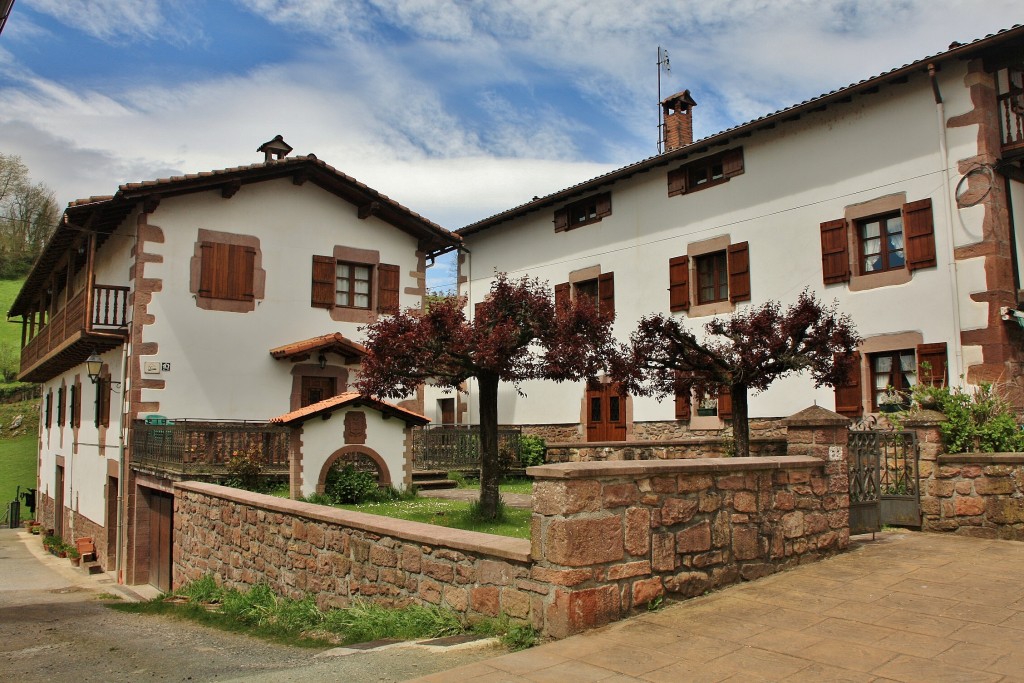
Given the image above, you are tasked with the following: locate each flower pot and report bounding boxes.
[879,404,901,414]
[70,557,81,567]
[696,408,717,417]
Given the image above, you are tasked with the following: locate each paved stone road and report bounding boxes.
[412,531,1024,682]
[0,529,502,682]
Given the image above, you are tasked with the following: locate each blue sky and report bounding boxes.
[1,1,1021,291]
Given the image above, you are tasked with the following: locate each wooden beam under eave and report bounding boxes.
[358,201,383,220]
[143,197,161,214]
[292,171,309,186]
[221,179,241,199]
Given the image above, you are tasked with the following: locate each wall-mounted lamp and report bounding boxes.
[86,351,102,384]
[318,351,327,370]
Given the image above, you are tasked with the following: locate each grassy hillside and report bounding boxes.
[0,279,25,348]
[0,279,38,521]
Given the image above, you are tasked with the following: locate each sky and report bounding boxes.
[0,0,1021,291]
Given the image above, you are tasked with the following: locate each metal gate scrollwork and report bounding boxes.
[847,420,920,535]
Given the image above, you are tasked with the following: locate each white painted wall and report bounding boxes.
[138,179,423,420]
[296,407,409,497]
[459,65,983,426]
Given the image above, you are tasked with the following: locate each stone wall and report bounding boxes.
[173,482,545,627]
[906,415,1024,540]
[545,437,786,464]
[528,452,849,637]
[632,418,787,441]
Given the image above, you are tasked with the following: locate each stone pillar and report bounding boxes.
[783,405,851,549]
[288,426,303,499]
[902,410,946,529]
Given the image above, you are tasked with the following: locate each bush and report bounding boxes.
[518,435,545,467]
[906,381,1024,454]
[324,463,381,504]
[301,492,334,506]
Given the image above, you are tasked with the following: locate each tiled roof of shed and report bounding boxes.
[269,392,430,426]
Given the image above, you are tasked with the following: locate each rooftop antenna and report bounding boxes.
[657,46,671,153]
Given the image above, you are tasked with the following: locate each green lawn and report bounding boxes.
[0,432,38,519]
[0,279,25,348]
[462,479,533,495]
[338,498,531,539]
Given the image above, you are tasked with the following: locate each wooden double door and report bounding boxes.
[586,384,626,442]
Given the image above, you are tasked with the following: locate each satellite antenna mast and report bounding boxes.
[657,46,671,153]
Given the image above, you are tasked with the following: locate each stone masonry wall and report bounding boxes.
[173,482,546,628]
[907,415,1024,540]
[545,437,786,464]
[528,444,849,635]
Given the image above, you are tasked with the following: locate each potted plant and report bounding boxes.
[696,397,718,417]
[878,387,905,413]
[67,547,81,567]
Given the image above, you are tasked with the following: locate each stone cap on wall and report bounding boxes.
[527,455,821,480]
[939,453,1024,464]
[545,437,786,449]
[783,405,850,427]
[900,408,947,427]
[174,481,531,562]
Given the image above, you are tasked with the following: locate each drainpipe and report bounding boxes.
[929,63,966,384]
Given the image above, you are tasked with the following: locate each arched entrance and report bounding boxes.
[315,445,392,493]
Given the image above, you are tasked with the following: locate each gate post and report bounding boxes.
[784,405,852,549]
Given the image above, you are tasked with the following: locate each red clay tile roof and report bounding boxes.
[269,333,367,363]
[269,392,430,426]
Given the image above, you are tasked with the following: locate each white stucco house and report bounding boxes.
[9,138,459,590]
[446,26,1024,443]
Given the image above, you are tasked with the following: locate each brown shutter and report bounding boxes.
[596,192,612,218]
[45,391,52,428]
[667,167,686,197]
[598,272,615,320]
[98,379,111,428]
[70,384,79,428]
[727,242,751,303]
[553,207,569,232]
[820,218,850,284]
[904,198,936,271]
[669,255,690,311]
[834,351,863,417]
[311,255,335,308]
[674,387,691,421]
[717,386,733,420]
[722,148,744,178]
[198,241,215,296]
[226,244,255,301]
[916,342,948,387]
[554,282,569,318]
[378,263,400,314]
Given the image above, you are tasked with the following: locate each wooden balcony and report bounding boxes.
[18,284,130,383]
[999,91,1024,158]
[131,420,290,479]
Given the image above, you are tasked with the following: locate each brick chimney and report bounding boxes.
[662,90,697,152]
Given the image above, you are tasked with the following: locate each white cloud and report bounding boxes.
[26,0,204,45]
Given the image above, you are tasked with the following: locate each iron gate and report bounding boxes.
[847,424,920,535]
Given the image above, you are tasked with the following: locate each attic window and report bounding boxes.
[554,192,612,232]
[668,148,744,197]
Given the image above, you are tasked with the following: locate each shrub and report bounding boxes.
[223,441,265,491]
[905,381,1024,454]
[324,463,380,504]
[518,435,546,467]
[301,492,334,506]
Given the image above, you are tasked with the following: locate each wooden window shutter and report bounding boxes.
[834,351,863,417]
[57,387,65,426]
[598,272,615,320]
[903,198,936,271]
[916,342,948,387]
[70,384,79,428]
[820,219,850,284]
[553,207,569,232]
[378,263,401,314]
[674,386,691,421]
[198,242,216,296]
[667,167,687,197]
[554,282,569,318]
[311,255,335,308]
[717,386,733,419]
[727,242,751,303]
[669,255,690,311]
[45,391,52,428]
[596,192,612,218]
[227,245,256,301]
[95,379,110,429]
[722,148,744,178]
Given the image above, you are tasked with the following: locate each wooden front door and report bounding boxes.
[439,398,455,425]
[586,384,627,442]
[148,489,174,592]
[301,376,336,407]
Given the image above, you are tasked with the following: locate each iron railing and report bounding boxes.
[411,425,522,471]
[131,419,290,475]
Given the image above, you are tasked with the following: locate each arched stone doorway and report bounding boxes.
[315,445,392,493]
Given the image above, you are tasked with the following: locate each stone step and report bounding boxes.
[413,479,459,490]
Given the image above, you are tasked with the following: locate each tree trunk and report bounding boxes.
[476,372,501,520]
[732,383,750,457]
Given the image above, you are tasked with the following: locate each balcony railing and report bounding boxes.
[410,424,522,471]
[131,419,291,476]
[998,90,1024,155]
[19,283,130,379]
